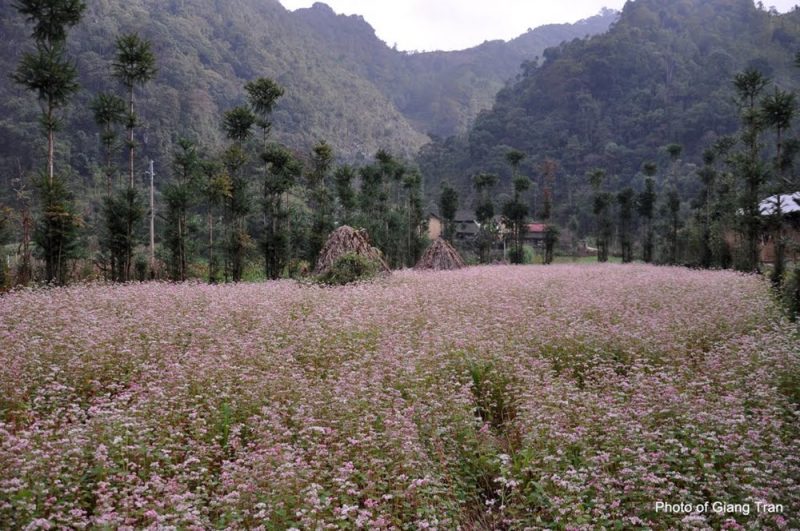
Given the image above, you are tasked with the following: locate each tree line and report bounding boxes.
[1,0,427,287]
[2,0,799,318]
[430,62,800,315]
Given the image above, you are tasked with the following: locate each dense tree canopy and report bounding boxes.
[0,0,615,205]
[420,0,800,207]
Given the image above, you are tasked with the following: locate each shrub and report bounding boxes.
[317,252,379,285]
[285,258,310,279]
[781,265,800,321]
[134,255,149,281]
[522,244,535,264]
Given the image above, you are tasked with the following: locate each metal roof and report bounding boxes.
[759,192,800,216]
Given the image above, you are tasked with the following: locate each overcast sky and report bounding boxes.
[278,0,799,52]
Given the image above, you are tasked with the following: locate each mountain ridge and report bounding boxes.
[293,3,618,136]
[0,0,616,191]
[419,0,800,204]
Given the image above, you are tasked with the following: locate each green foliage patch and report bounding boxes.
[317,252,380,285]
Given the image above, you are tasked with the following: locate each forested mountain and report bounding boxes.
[0,0,615,197]
[4,0,800,293]
[294,3,618,138]
[420,0,800,202]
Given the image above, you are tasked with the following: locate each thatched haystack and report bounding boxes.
[314,226,390,275]
[415,238,465,271]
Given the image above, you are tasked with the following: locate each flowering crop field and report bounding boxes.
[1,265,798,529]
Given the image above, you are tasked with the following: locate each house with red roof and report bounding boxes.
[522,223,549,247]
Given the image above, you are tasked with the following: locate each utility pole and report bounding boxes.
[146,159,156,278]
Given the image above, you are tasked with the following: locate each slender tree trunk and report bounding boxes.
[129,87,135,188]
[745,100,761,272]
[773,127,786,284]
[45,98,56,282]
[178,216,184,281]
[124,87,136,282]
[671,218,678,264]
[284,191,292,268]
[149,160,155,278]
[772,197,785,286]
[263,148,276,279]
[48,128,54,185]
[106,136,113,197]
[125,200,132,282]
[47,101,54,185]
[57,235,64,285]
[747,178,759,271]
[19,206,32,284]
[406,196,412,266]
[268,190,272,280]
[643,217,652,263]
[701,206,711,268]
[208,211,214,282]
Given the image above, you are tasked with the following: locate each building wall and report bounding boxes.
[761,228,800,263]
[724,226,800,264]
[428,216,442,241]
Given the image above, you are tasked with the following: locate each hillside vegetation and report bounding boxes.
[0,0,615,191]
[3,0,800,296]
[295,3,618,138]
[421,0,800,196]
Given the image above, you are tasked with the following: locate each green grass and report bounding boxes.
[548,254,623,264]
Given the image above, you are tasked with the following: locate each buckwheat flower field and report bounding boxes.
[1,265,798,529]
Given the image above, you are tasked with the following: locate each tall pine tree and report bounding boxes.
[12,0,86,284]
[306,141,334,264]
[111,33,156,280]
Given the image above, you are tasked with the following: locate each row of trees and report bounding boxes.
[4,1,798,294]
[4,0,428,287]
[11,0,86,285]
[10,0,159,285]
[166,88,427,283]
[418,0,799,198]
[437,150,560,266]
[432,64,797,286]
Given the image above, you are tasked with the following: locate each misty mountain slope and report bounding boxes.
[0,0,425,182]
[0,0,615,187]
[294,3,618,137]
[419,0,800,197]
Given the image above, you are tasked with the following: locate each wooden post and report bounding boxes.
[147,159,156,278]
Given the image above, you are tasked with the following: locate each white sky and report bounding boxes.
[278,0,799,52]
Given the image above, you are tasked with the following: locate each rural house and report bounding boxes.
[759,192,800,263]
[453,210,481,241]
[522,223,548,247]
